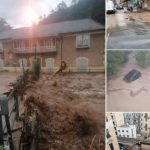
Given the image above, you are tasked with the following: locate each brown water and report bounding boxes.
[107,52,150,112]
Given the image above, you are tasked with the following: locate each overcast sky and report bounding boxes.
[0,0,71,28]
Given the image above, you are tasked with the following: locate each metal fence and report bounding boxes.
[0,70,29,150]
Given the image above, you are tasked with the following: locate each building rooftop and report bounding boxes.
[0,18,104,40]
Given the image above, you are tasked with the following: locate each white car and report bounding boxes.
[106,0,115,14]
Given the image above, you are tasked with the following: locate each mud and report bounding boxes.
[107,52,150,111]
[23,73,105,150]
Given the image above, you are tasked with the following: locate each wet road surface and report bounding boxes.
[107,12,150,49]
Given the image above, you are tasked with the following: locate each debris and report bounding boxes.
[22,73,105,150]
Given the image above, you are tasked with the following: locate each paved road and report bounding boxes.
[107,12,150,49]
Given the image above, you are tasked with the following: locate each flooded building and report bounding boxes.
[117,125,137,138]
[124,113,142,133]
[106,113,120,150]
[0,18,104,72]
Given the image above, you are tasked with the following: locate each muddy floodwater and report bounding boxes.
[0,71,19,94]
[107,52,150,112]
[107,12,150,49]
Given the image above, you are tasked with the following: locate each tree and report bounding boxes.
[39,0,105,25]
[135,51,150,68]
[0,18,11,33]
[57,1,67,10]
[107,51,129,76]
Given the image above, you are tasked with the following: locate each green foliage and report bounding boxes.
[107,51,129,76]
[0,146,4,150]
[0,17,11,33]
[32,57,41,80]
[39,0,105,25]
[135,51,150,68]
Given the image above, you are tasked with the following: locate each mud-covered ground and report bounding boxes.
[23,73,105,150]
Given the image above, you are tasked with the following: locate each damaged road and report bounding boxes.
[21,73,105,150]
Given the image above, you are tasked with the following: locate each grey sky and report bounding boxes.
[0,0,71,28]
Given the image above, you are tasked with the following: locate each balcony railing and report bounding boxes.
[14,46,57,54]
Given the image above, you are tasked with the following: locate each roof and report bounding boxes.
[0,18,104,40]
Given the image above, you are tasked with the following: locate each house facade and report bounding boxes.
[117,125,137,138]
[140,113,150,137]
[0,18,104,72]
[106,113,120,150]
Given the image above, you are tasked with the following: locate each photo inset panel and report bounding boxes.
[106,0,150,49]
[106,112,150,150]
[107,50,150,112]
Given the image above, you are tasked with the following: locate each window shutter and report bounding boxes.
[76,34,90,48]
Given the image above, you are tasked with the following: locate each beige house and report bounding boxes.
[0,18,104,72]
[106,113,120,150]
[109,112,125,136]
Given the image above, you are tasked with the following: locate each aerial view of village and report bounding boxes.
[0,0,105,149]
[106,0,150,49]
[107,50,150,111]
[106,112,150,150]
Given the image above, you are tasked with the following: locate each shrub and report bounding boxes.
[107,51,129,76]
[32,57,41,80]
[135,51,150,68]
[0,146,4,150]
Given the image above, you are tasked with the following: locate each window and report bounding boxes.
[76,57,88,72]
[45,58,54,72]
[52,38,56,46]
[122,130,124,132]
[76,34,90,48]
[45,39,51,48]
[127,135,129,138]
[118,130,120,132]
[126,130,128,132]
[14,41,20,48]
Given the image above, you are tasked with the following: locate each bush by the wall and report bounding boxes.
[107,51,129,76]
[0,146,4,150]
[135,51,150,68]
[32,57,41,80]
